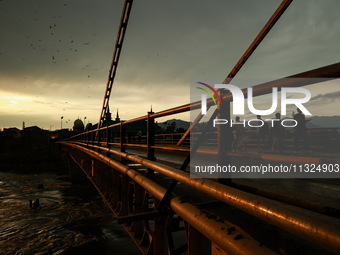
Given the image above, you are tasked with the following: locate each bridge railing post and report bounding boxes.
[217,96,232,184]
[152,199,169,255]
[88,131,91,144]
[110,170,119,210]
[106,126,111,147]
[119,174,129,216]
[120,121,126,162]
[147,111,155,174]
[185,223,211,255]
[97,129,101,146]
[131,184,144,238]
[91,130,94,146]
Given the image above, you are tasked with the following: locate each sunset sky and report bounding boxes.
[0,0,339,130]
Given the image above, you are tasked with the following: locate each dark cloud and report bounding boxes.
[0,0,339,128]
[309,90,340,104]
[1,0,339,86]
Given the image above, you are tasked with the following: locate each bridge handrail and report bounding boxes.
[61,141,340,254]
[64,141,275,255]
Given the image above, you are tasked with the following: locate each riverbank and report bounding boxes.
[0,171,141,255]
[0,139,67,174]
[0,130,141,254]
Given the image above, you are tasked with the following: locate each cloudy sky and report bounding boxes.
[0,0,339,130]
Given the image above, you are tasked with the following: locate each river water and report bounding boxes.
[0,172,140,255]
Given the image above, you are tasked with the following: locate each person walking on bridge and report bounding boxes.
[293,108,309,151]
[271,112,284,153]
[256,115,269,151]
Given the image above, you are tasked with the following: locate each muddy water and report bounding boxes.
[0,172,140,255]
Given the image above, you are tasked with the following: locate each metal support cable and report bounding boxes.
[223,0,293,84]
[178,0,293,146]
[97,0,133,132]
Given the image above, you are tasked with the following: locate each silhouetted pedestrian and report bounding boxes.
[232,116,246,152]
[293,108,309,150]
[271,113,284,152]
[234,116,244,138]
[256,115,269,150]
[137,130,142,144]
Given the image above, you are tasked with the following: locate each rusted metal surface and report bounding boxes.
[230,182,340,218]
[171,197,275,255]
[63,141,340,254]
[61,142,275,255]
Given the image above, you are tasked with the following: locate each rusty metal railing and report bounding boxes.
[63,141,278,255]
[60,139,340,254]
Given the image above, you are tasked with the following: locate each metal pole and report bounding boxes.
[177,112,203,146]
[223,0,293,84]
[97,0,133,132]
[217,95,232,183]
[147,111,155,161]
[120,121,126,163]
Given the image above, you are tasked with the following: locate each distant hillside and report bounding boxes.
[157,119,190,131]
[307,116,340,128]
[157,116,340,131]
